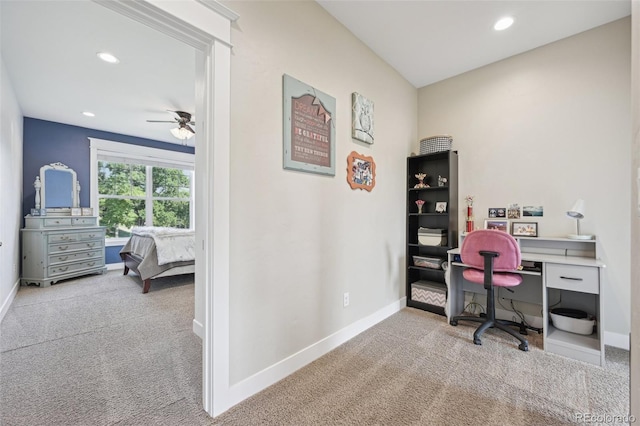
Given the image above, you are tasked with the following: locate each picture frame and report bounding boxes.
[346,151,376,191]
[488,207,506,218]
[484,219,509,232]
[352,92,374,144]
[283,74,336,176]
[511,222,538,237]
[435,201,447,213]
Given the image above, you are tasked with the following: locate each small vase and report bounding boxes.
[418,206,423,214]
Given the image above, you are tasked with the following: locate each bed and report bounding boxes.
[119,226,195,293]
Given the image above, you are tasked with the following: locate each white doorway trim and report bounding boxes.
[93,0,236,417]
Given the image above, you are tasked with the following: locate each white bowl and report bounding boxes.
[550,312,595,335]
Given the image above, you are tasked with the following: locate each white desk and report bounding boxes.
[447,236,605,366]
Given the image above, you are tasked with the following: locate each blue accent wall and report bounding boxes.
[23,117,195,263]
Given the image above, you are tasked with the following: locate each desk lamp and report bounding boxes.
[567,199,593,240]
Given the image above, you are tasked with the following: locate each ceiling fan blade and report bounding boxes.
[146,120,177,123]
[184,124,195,134]
[168,110,192,122]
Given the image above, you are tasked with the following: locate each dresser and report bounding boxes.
[21,215,107,287]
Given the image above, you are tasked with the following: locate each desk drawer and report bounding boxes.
[546,264,599,294]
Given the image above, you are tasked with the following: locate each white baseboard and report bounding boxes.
[605,331,629,350]
[0,278,20,324]
[106,262,124,271]
[193,318,203,339]
[226,297,406,409]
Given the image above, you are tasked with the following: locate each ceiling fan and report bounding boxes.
[147,110,195,140]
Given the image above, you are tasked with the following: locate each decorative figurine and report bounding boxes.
[438,175,448,187]
[415,199,425,214]
[414,173,429,188]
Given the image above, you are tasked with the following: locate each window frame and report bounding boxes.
[89,138,195,247]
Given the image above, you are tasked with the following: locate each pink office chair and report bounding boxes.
[450,229,529,351]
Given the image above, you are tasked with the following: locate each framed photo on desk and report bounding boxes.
[512,222,538,237]
[484,219,509,232]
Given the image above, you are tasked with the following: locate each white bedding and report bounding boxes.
[131,226,195,265]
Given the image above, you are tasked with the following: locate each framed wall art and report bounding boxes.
[352,92,374,144]
[346,151,376,191]
[283,74,336,176]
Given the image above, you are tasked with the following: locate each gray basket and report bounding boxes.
[420,135,452,154]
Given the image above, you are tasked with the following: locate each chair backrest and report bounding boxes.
[460,230,521,272]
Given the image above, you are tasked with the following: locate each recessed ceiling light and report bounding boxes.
[82,111,95,117]
[494,16,514,31]
[97,52,119,64]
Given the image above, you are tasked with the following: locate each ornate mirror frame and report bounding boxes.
[34,162,80,214]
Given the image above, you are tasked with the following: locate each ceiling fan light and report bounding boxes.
[170,127,194,140]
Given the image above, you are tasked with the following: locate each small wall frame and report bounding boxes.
[346,151,376,191]
[352,92,374,144]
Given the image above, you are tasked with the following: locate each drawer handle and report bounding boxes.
[560,276,583,281]
[89,234,95,238]
[58,245,69,251]
[88,262,96,267]
[58,256,68,261]
[87,243,95,248]
[58,266,69,272]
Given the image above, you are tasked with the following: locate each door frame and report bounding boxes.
[93,0,236,417]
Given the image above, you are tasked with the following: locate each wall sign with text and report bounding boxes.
[283,74,336,176]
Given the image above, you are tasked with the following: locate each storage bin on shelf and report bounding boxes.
[410,281,446,307]
[419,135,453,155]
[412,255,443,269]
[418,227,447,246]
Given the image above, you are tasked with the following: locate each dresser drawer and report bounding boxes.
[48,259,104,277]
[49,240,103,254]
[48,230,104,244]
[546,264,599,294]
[76,230,104,241]
[72,217,98,226]
[44,217,72,227]
[49,249,103,266]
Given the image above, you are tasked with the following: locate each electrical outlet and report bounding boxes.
[343,292,350,307]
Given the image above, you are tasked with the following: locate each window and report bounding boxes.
[90,139,195,245]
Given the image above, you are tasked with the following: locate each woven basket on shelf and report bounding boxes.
[419,135,453,154]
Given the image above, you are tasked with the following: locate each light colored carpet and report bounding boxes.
[0,271,208,426]
[1,272,629,425]
[213,308,629,425]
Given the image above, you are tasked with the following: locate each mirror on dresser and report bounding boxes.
[33,162,80,215]
[22,163,106,287]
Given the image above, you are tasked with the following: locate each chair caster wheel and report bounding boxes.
[519,342,529,352]
[473,338,482,345]
[450,320,458,326]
